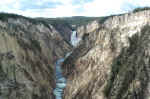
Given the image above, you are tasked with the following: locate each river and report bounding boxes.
[53,31,80,99]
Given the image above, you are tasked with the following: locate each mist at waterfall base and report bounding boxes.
[53,31,80,99]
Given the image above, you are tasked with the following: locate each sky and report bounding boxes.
[0,0,150,18]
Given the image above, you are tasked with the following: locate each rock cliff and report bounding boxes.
[0,14,72,99]
[1,9,150,99]
[62,10,150,99]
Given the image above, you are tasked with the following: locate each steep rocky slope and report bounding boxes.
[0,14,72,99]
[1,9,150,99]
[62,10,150,99]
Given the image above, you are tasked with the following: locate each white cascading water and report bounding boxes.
[53,30,80,99]
[70,31,81,47]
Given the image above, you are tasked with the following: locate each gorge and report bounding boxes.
[0,9,150,99]
[53,30,80,99]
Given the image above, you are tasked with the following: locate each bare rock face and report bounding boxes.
[1,10,150,99]
[0,16,72,99]
[62,10,150,99]
[76,20,100,38]
[52,22,72,43]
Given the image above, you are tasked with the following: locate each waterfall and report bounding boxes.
[70,31,81,47]
[53,30,80,99]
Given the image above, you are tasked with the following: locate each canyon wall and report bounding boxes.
[1,10,150,99]
[0,16,72,99]
[62,10,150,99]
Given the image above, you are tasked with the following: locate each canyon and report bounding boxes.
[0,9,150,99]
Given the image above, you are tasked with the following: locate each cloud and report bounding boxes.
[0,0,150,18]
[80,0,126,16]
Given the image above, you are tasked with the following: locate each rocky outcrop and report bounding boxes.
[62,10,150,99]
[0,15,72,99]
[51,22,72,43]
[37,18,73,43]
[104,25,150,99]
[76,20,100,38]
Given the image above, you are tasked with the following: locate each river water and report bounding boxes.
[53,31,80,99]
